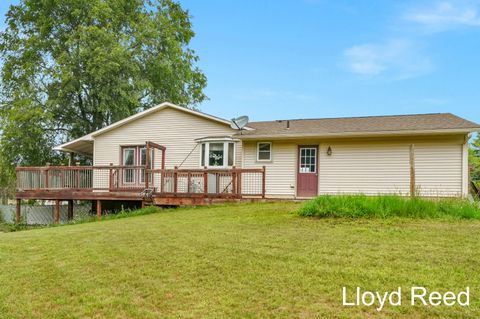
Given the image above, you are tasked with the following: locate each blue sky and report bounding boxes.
[1,0,479,125]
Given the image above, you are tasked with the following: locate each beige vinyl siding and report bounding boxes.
[242,135,466,198]
[414,143,462,196]
[319,143,411,195]
[243,141,296,198]
[319,140,463,197]
[93,107,241,168]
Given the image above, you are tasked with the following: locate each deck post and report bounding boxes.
[55,199,60,224]
[237,170,242,198]
[96,200,102,220]
[45,163,50,189]
[67,200,74,221]
[109,163,113,190]
[262,166,266,199]
[15,199,21,224]
[68,152,74,166]
[203,166,208,194]
[409,144,416,197]
[162,149,166,170]
[173,166,178,194]
[232,166,237,196]
[160,169,165,193]
[145,142,150,189]
[60,164,65,188]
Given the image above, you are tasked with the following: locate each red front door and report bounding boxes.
[297,146,318,197]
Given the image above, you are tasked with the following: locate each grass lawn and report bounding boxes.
[1,202,480,318]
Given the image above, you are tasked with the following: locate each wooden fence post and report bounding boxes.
[96,200,102,220]
[15,199,21,224]
[67,200,74,221]
[409,144,416,197]
[262,166,266,199]
[55,199,60,224]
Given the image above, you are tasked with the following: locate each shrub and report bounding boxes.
[298,195,480,219]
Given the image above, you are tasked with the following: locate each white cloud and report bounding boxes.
[343,39,433,79]
[404,1,480,32]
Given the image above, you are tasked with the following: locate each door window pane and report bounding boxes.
[140,148,153,167]
[123,148,135,183]
[140,148,153,183]
[299,147,316,173]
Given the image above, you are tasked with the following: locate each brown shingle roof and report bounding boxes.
[238,113,480,139]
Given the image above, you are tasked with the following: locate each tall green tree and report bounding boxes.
[0,0,207,170]
[470,134,480,182]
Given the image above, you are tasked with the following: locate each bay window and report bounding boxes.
[199,141,236,168]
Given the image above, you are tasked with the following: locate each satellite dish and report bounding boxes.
[230,115,249,130]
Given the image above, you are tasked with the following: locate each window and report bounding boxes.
[299,147,316,173]
[123,148,135,183]
[201,143,206,167]
[121,145,154,184]
[228,143,234,166]
[257,142,272,161]
[199,141,236,167]
[208,143,224,166]
[140,147,153,183]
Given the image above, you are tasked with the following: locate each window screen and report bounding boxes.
[258,142,271,161]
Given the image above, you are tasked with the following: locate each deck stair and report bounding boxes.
[140,188,155,207]
[140,188,155,198]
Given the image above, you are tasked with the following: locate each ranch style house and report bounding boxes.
[14,102,480,223]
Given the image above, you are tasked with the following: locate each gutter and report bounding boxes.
[235,127,480,140]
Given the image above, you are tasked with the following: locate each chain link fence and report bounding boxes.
[0,203,92,225]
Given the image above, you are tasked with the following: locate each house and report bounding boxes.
[15,102,480,222]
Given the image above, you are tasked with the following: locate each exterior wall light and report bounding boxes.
[327,146,332,156]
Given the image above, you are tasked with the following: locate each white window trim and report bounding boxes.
[199,141,236,168]
[122,147,136,184]
[257,142,272,162]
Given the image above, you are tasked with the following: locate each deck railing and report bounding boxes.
[16,165,266,198]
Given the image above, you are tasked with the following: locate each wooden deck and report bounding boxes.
[15,165,266,223]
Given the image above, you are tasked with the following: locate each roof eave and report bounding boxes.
[236,127,480,140]
[90,102,234,138]
[52,146,93,158]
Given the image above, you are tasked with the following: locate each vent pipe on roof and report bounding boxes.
[286,120,290,129]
